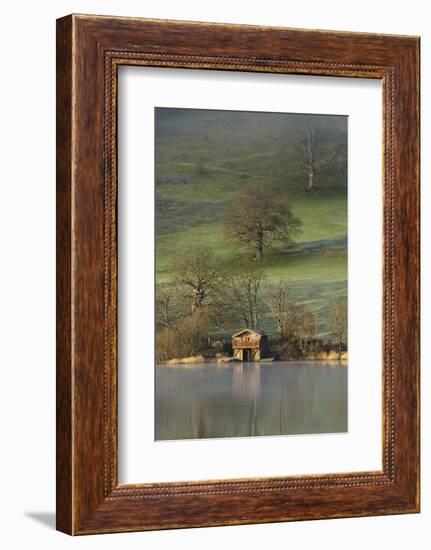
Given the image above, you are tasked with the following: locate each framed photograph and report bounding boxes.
[56,14,420,534]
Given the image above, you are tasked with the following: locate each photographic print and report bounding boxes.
[155,107,348,441]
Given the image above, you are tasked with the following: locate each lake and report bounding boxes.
[155,361,347,440]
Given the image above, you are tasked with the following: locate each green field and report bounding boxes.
[155,108,347,338]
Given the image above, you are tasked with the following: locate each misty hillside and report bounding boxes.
[154,107,348,338]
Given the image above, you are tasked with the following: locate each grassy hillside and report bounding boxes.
[155,108,348,339]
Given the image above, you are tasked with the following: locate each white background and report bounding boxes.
[119,68,382,483]
[0,1,428,548]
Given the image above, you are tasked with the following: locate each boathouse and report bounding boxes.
[232,328,269,361]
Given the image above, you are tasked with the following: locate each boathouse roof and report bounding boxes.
[232,328,265,338]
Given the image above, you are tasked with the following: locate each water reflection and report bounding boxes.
[232,363,261,400]
[155,361,347,441]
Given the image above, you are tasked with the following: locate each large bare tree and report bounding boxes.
[224,181,302,261]
[173,247,219,312]
[223,263,266,329]
[300,129,344,192]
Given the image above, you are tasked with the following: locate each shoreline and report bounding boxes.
[160,353,348,366]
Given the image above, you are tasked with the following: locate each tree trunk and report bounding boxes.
[254,239,264,261]
[164,303,170,327]
[307,167,315,191]
[191,287,204,311]
[277,318,283,338]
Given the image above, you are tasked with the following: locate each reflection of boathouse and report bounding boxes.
[232,328,269,361]
[232,363,261,399]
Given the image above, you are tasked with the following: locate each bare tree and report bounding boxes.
[224,181,302,261]
[224,263,266,329]
[155,282,188,329]
[301,129,342,192]
[328,297,347,351]
[173,247,219,312]
[294,306,319,358]
[266,290,308,344]
[267,281,291,338]
[156,283,176,329]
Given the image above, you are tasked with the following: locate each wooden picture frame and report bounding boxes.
[56,14,420,535]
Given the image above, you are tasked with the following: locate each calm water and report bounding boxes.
[155,361,347,440]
